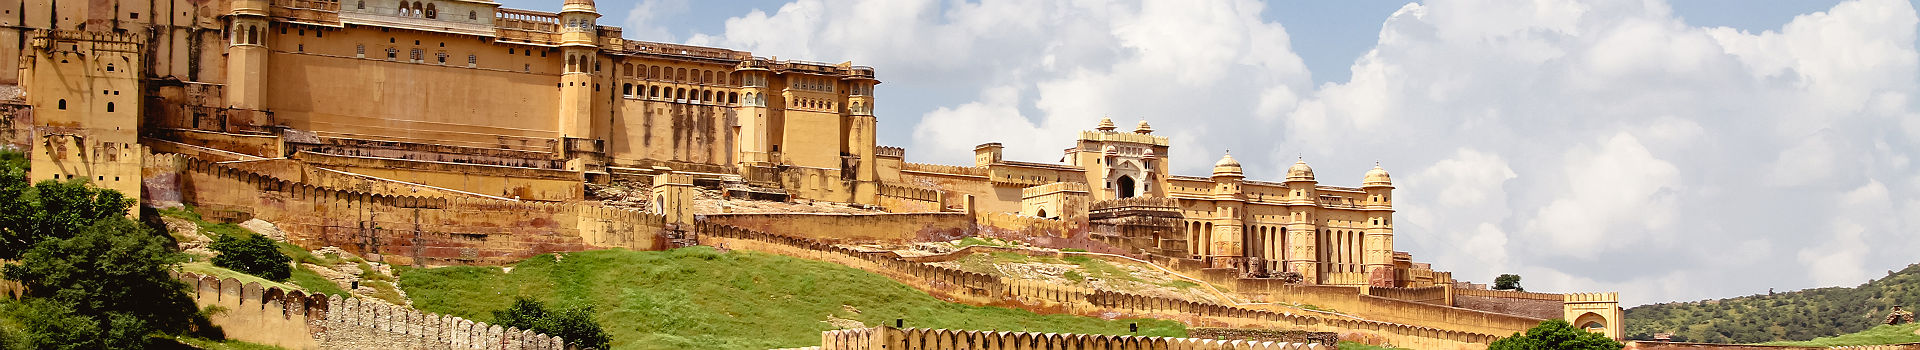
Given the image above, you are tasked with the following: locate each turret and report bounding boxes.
[555,0,600,171]
[1361,163,1396,287]
[225,0,272,110]
[1283,158,1320,282]
[974,143,1004,167]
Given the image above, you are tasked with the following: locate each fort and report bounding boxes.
[0,0,1628,347]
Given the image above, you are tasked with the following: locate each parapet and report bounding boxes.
[1022,182,1090,198]
[1564,292,1619,303]
[820,326,1328,350]
[875,146,905,159]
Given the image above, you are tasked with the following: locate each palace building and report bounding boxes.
[7,0,1483,290]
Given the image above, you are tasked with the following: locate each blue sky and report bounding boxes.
[510,0,1920,306]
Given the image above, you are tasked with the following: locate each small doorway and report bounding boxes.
[1116,175,1136,198]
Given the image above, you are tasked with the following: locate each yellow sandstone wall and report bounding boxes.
[701,212,975,244]
[175,272,572,349]
[819,326,1326,350]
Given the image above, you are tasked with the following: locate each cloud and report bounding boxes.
[675,0,1920,305]
[621,0,689,42]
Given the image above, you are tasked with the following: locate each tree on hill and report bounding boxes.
[210,233,293,281]
[492,297,611,350]
[1489,319,1624,350]
[1496,274,1524,291]
[0,150,214,349]
[1625,263,1920,343]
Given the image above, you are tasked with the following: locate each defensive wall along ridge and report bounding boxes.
[696,222,1506,350]
[174,271,571,350]
[143,152,675,266]
[1622,342,1920,350]
[800,326,1328,350]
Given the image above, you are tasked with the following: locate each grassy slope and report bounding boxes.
[157,206,352,298]
[399,247,1186,350]
[1625,262,1920,343]
[1761,323,1920,347]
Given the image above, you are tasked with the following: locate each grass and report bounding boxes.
[286,266,351,297]
[181,262,301,292]
[953,237,1019,248]
[1760,323,1920,347]
[399,247,1186,350]
[161,206,352,297]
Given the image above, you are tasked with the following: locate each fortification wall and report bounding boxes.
[701,212,974,244]
[697,223,1504,350]
[1367,286,1450,305]
[819,327,1326,350]
[176,272,570,350]
[148,152,667,266]
[1452,288,1565,320]
[222,158,509,199]
[876,183,942,213]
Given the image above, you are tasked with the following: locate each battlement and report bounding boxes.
[174,271,571,349]
[875,146,905,158]
[819,326,1326,349]
[1090,197,1181,211]
[1022,182,1090,198]
[902,162,989,177]
[1078,130,1170,146]
[1565,292,1619,303]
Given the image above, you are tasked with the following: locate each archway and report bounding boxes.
[1573,312,1609,335]
[1116,175,1136,198]
[1035,209,1047,218]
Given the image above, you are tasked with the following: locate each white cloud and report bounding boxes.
[621,0,688,42]
[678,0,1920,305]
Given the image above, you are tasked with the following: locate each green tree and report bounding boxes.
[210,233,292,281]
[492,297,612,350]
[1496,274,1524,291]
[1489,319,1624,350]
[1,219,203,348]
[0,151,134,260]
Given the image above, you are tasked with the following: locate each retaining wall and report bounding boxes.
[176,272,569,349]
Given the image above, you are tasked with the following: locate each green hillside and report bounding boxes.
[1623,263,1920,343]
[398,247,1185,350]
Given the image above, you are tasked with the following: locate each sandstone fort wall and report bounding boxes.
[701,212,975,244]
[176,272,570,349]
[817,326,1326,350]
[1623,341,1920,350]
[146,152,667,266]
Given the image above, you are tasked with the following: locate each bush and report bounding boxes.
[1489,319,1623,350]
[1495,274,1524,291]
[210,234,292,281]
[492,297,612,350]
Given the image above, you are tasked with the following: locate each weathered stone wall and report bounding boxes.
[701,212,975,244]
[1187,327,1338,346]
[697,223,1507,350]
[1451,288,1566,320]
[820,326,1326,350]
[176,272,570,350]
[147,152,668,266]
[876,183,942,213]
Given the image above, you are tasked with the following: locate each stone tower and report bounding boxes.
[557,0,600,171]
[22,31,147,206]
[1069,118,1169,201]
[1283,159,1320,283]
[1362,164,1397,287]
[1209,153,1247,269]
[225,0,271,110]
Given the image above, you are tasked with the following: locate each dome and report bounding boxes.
[1142,148,1157,159]
[1102,145,1118,155]
[1363,163,1392,187]
[1134,120,1154,134]
[1286,158,1315,181]
[561,0,597,13]
[1212,153,1243,177]
[1096,118,1117,131]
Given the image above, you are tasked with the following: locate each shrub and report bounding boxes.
[491,297,612,350]
[1489,319,1623,350]
[210,234,292,281]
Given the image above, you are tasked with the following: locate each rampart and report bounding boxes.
[697,222,1506,349]
[816,326,1326,349]
[176,272,570,349]
[146,152,669,266]
[700,212,974,244]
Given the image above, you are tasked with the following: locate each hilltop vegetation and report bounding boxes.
[398,247,1185,350]
[1624,262,1920,343]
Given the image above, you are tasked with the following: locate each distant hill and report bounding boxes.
[1623,263,1920,343]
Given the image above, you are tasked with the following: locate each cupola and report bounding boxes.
[1286,158,1315,181]
[1096,118,1116,132]
[1134,120,1154,134]
[1363,163,1392,187]
[1211,152,1244,178]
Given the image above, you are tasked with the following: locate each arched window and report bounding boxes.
[106,102,114,112]
[412,2,423,16]
[1117,175,1137,198]
[622,84,632,96]
[246,26,257,44]
[729,92,738,104]
[702,70,712,84]
[468,11,476,20]
[398,2,410,16]
[57,99,67,110]
[356,0,364,9]
[622,63,632,77]
[677,68,686,81]
[650,66,660,79]
[566,56,576,72]
[676,88,685,99]
[649,86,659,98]
[702,90,712,101]
[424,3,436,19]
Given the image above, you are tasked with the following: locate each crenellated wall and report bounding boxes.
[1623,341,1920,350]
[175,272,571,349]
[817,326,1327,349]
[146,152,669,266]
[697,223,1510,350]
[700,212,975,244]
